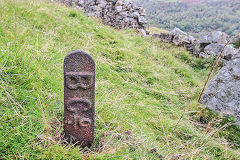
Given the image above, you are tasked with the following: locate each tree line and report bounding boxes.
[134,0,240,37]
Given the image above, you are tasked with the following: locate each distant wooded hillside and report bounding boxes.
[134,0,240,36]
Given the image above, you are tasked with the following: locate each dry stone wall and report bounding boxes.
[152,27,237,62]
[53,0,147,31]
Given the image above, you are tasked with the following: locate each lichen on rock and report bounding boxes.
[200,54,240,126]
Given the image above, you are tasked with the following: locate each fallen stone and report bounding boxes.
[132,11,139,18]
[138,16,147,24]
[170,27,187,36]
[223,45,237,60]
[173,35,194,46]
[115,0,123,6]
[204,44,236,60]
[115,6,122,12]
[199,31,227,44]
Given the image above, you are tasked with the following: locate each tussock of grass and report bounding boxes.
[0,0,240,159]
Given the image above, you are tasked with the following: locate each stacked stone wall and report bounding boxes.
[53,0,147,31]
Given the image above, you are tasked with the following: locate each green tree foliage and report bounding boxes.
[134,0,240,36]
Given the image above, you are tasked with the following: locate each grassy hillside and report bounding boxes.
[0,0,240,159]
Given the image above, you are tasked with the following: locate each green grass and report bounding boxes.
[0,0,240,159]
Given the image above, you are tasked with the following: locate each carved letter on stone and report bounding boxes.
[64,50,95,147]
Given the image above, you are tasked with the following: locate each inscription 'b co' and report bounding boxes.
[64,50,95,147]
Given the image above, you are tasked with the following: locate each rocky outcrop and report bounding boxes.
[200,54,240,126]
[53,0,147,30]
[199,31,227,45]
[204,44,236,60]
[152,27,237,62]
[170,27,187,36]
[172,34,196,46]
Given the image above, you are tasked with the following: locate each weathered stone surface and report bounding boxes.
[170,27,187,36]
[204,43,223,56]
[204,44,236,60]
[138,16,147,24]
[53,0,147,30]
[223,45,237,60]
[173,35,193,46]
[199,31,227,44]
[115,0,123,6]
[200,54,240,126]
[115,6,122,12]
[132,11,140,18]
[64,50,95,147]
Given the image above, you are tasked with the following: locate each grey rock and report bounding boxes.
[204,43,223,56]
[138,16,147,24]
[132,11,139,18]
[204,44,237,60]
[115,6,122,12]
[119,12,128,18]
[200,54,240,127]
[77,0,85,6]
[188,35,197,44]
[170,27,187,36]
[115,0,123,6]
[173,35,192,46]
[223,45,237,59]
[199,31,227,44]
[123,17,129,22]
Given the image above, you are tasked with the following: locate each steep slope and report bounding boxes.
[0,0,240,159]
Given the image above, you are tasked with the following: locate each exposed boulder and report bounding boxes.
[138,16,147,24]
[204,44,236,60]
[173,35,196,46]
[152,28,198,46]
[170,27,187,36]
[200,54,240,126]
[199,31,227,44]
[204,43,223,56]
[169,27,198,47]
